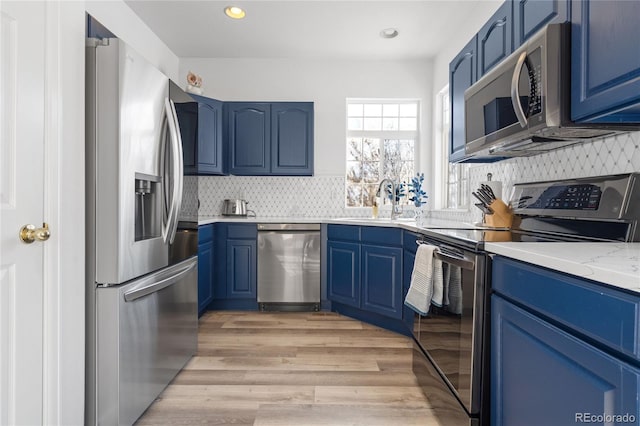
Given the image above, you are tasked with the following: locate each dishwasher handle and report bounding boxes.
[257,223,321,231]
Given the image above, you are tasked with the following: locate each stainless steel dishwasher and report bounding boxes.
[257,223,321,311]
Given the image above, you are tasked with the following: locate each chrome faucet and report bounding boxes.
[376,178,401,220]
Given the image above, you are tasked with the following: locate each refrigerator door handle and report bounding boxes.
[123,258,196,302]
[163,97,184,244]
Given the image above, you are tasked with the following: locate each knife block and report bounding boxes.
[484,199,513,228]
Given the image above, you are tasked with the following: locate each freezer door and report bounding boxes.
[89,39,173,285]
[95,256,197,426]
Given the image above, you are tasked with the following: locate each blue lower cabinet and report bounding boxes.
[226,238,257,299]
[361,244,402,319]
[326,225,412,333]
[327,240,360,308]
[402,248,416,328]
[197,225,214,315]
[492,295,640,426]
[211,223,258,310]
[197,239,214,315]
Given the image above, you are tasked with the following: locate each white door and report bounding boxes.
[0,1,46,424]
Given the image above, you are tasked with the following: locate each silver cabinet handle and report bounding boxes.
[510,51,528,129]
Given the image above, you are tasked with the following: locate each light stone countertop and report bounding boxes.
[485,242,640,294]
[188,215,640,294]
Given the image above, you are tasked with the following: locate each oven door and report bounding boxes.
[413,245,488,416]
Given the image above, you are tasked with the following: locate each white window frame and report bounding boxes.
[434,85,469,210]
[345,98,420,208]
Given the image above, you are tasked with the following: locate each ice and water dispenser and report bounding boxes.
[134,173,162,241]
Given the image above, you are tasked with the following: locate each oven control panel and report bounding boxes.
[509,173,638,220]
[519,184,602,210]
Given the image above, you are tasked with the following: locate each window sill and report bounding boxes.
[431,208,470,213]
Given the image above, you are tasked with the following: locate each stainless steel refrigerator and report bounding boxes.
[85,37,198,425]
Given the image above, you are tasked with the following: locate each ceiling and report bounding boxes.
[124,0,500,60]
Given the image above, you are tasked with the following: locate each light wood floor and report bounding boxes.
[136,311,464,425]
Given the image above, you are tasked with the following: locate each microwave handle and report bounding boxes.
[510,51,528,128]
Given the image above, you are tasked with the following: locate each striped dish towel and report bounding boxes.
[404,244,443,315]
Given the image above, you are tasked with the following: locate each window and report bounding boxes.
[435,86,469,209]
[345,100,419,207]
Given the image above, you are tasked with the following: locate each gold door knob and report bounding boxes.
[19,223,50,244]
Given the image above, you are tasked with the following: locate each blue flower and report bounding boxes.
[408,173,428,207]
[385,182,406,203]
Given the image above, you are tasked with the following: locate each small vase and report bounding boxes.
[414,205,427,226]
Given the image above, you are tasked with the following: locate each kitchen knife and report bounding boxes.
[481,184,496,200]
[474,203,494,215]
[478,185,494,200]
[478,187,494,203]
[472,191,492,207]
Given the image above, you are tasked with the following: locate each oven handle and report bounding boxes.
[434,252,475,270]
[416,240,475,270]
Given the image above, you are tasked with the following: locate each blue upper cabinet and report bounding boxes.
[226,102,314,176]
[571,0,640,123]
[175,95,226,175]
[478,1,513,78]
[449,36,477,163]
[194,96,225,174]
[271,103,314,176]
[226,102,271,175]
[513,0,569,47]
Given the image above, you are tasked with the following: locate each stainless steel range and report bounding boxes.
[410,173,640,426]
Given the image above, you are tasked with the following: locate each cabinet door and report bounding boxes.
[571,0,640,122]
[197,240,213,314]
[271,102,313,176]
[175,102,198,175]
[449,36,477,163]
[478,1,513,78]
[361,245,402,319]
[327,240,360,308]
[197,98,225,175]
[226,239,257,299]
[402,248,416,328]
[492,295,640,426]
[227,103,271,175]
[513,0,568,47]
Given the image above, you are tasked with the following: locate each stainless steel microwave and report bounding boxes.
[464,23,634,158]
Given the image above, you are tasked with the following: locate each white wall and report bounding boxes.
[85,0,180,81]
[179,58,433,176]
[431,1,502,91]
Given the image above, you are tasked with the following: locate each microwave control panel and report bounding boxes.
[526,49,543,117]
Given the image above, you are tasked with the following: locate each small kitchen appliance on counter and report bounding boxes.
[222,199,256,217]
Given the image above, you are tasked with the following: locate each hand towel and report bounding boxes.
[431,257,444,308]
[404,244,442,315]
[446,265,463,315]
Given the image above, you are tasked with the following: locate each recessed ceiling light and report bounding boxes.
[380,28,399,39]
[225,6,246,19]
